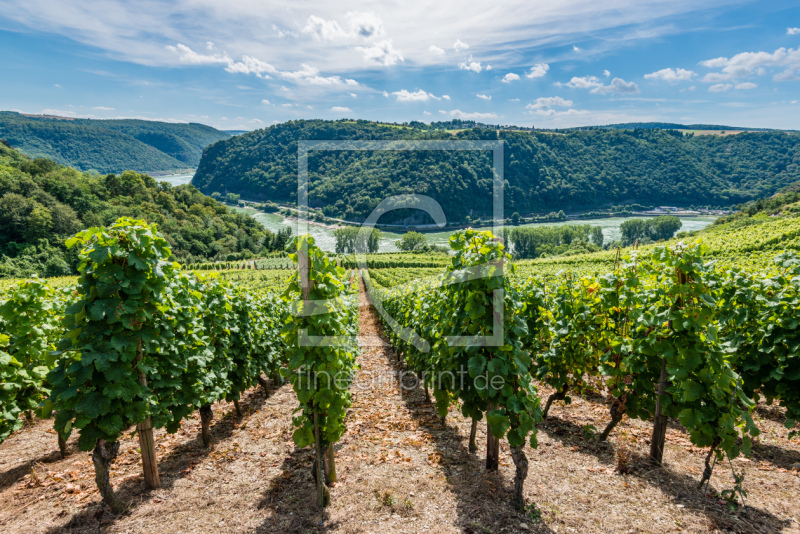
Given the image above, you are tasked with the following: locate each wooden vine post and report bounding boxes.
[649,267,686,465]
[486,406,500,470]
[135,339,160,488]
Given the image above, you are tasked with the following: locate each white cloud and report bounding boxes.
[526,63,549,78]
[1,1,760,77]
[453,39,469,51]
[564,75,602,89]
[644,67,695,83]
[787,28,800,35]
[688,85,696,91]
[382,90,389,97]
[303,11,385,41]
[206,41,216,50]
[573,45,581,52]
[303,15,346,41]
[53,83,61,87]
[347,11,385,39]
[428,45,445,55]
[356,40,404,66]
[502,72,520,83]
[392,89,440,102]
[476,93,492,100]
[459,56,484,72]
[330,106,353,113]
[590,77,641,95]
[525,96,573,111]
[349,92,357,97]
[423,111,431,115]
[442,95,450,100]
[446,109,498,120]
[225,56,358,87]
[250,118,264,124]
[92,106,114,110]
[224,55,277,76]
[603,69,611,77]
[281,103,295,107]
[508,98,520,102]
[709,83,732,92]
[699,47,800,82]
[40,109,78,117]
[167,43,230,65]
[562,76,639,94]
[735,82,757,90]
[261,99,271,105]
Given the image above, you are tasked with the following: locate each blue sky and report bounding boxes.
[0,0,798,131]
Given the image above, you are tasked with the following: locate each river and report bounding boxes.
[154,174,716,252]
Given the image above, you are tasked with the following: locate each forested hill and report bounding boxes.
[192,119,800,223]
[0,112,230,173]
[0,144,272,278]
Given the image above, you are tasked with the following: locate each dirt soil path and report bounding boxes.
[1,276,799,533]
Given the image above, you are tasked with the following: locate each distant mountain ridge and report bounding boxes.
[193,119,800,223]
[0,111,230,174]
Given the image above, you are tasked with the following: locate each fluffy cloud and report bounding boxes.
[303,11,385,41]
[224,55,277,76]
[699,47,800,82]
[525,96,573,111]
[347,11,385,38]
[446,109,499,120]
[330,106,353,112]
[787,28,800,35]
[356,40,404,66]
[441,95,450,100]
[573,45,581,52]
[428,45,445,55]
[562,75,639,94]
[458,56,485,73]
[392,89,440,102]
[453,39,469,51]
[476,93,492,100]
[526,63,549,78]
[261,99,271,105]
[735,82,757,90]
[502,73,520,83]
[167,43,230,65]
[603,69,611,77]
[591,77,640,94]
[708,83,732,92]
[564,75,601,89]
[644,67,695,83]
[218,52,359,87]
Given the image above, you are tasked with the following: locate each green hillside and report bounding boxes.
[0,144,277,279]
[193,119,800,223]
[0,112,230,174]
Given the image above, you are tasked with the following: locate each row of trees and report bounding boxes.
[333,226,381,253]
[619,216,682,246]
[504,224,604,259]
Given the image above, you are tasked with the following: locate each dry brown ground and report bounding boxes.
[1,281,799,534]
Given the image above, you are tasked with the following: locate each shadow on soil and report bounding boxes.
[364,296,555,534]
[43,379,280,533]
[538,412,791,534]
[253,445,344,533]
